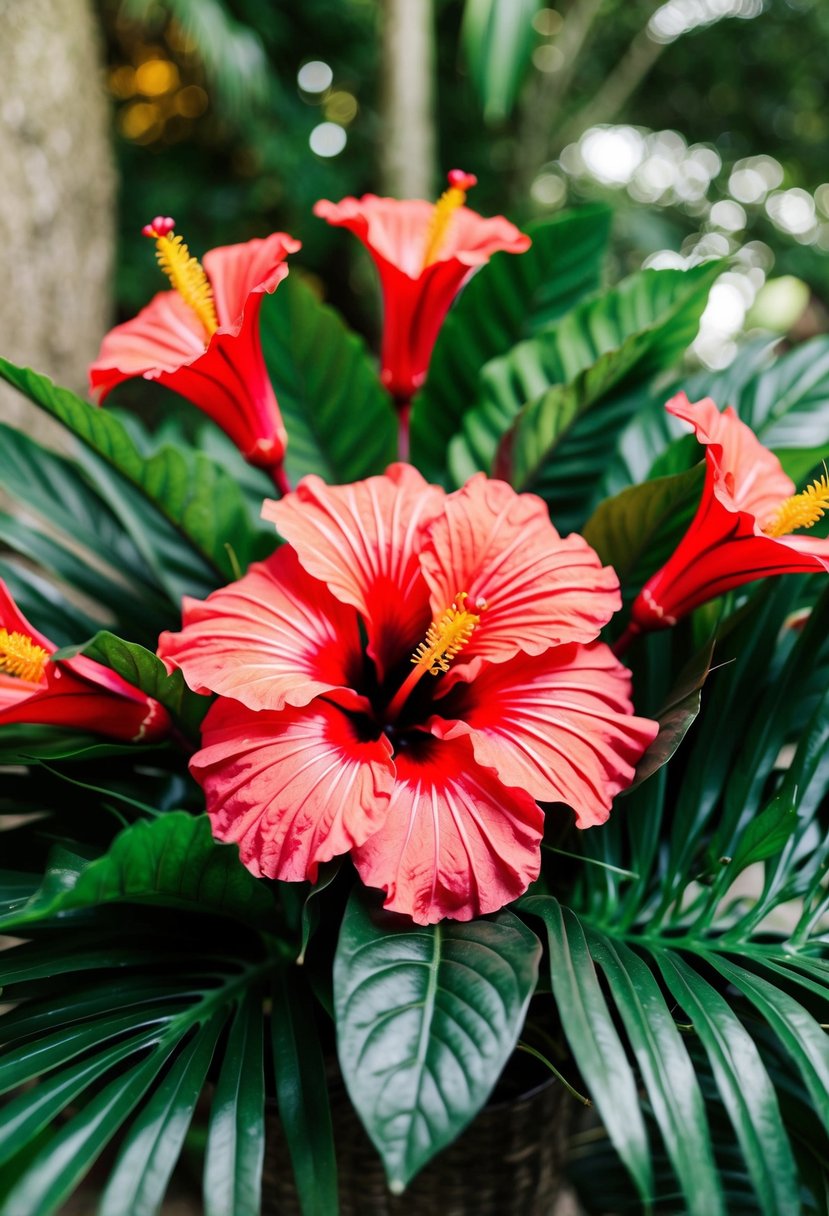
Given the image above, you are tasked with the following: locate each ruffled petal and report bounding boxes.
[158,546,365,713]
[431,642,658,828]
[352,734,543,924]
[192,696,395,882]
[264,464,445,679]
[418,474,620,675]
[666,393,793,524]
[203,233,300,331]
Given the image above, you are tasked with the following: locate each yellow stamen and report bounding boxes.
[0,630,49,683]
[412,592,481,675]
[763,472,829,538]
[385,592,483,722]
[144,217,218,338]
[422,170,477,268]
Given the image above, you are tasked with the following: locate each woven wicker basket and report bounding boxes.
[262,1055,571,1216]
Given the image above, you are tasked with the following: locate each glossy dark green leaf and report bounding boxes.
[725,792,799,876]
[705,957,829,1124]
[655,950,800,1216]
[626,636,715,792]
[0,422,172,641]
[452,263,718,494]
[260,274,396,485]
[271,967,338,1216]
[582,463,705,603]
[727,335,829,446]
[585,930,724,1216]
[0,356,258,602]
[0,813,276,932]
[57,629,210,739]
[461,0,541,122]
[98,1011,226,1216]
[411,207,611,478]
[0,1040,180,1216]
[519,896,653,1204]
[334,891,540,1191]
[204,991,266,1216]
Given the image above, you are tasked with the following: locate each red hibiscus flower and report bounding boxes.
[314,172,531,412]
[624,392,829,644]
[90,218,300,492]
[0,580,168,742]
[159,465,656,924]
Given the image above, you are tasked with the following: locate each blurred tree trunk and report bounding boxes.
[0,0,115,427]
[379,0,437,198]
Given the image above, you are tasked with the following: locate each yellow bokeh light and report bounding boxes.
[108,65,136,99]
[324,91,358,125]
[119,101,163,143]
[135,58,180,97]
[174,85,208,117]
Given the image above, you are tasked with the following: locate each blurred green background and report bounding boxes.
[99,0,829,367]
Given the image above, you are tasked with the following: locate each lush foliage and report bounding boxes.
[0,203,828,1216]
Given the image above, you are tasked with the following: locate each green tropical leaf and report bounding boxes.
[0,814,276,932]
[57,629,210,739]
[333,890,540,1191]
[0,913,275,1216]
[459,263,719,500]
[461,0,541,122]
[98,1009,226,1216]
[271,968,338,1216]
[519,897,654,1205]
[585,931,724,1216]
[0,356,264,603]
[204,990,266,1216]
[411,206,612,478]
[582,462,705,604]
[654,950,800,1216]
[260,274,396,486]
[626,636,715,792]
[0,424,172,642]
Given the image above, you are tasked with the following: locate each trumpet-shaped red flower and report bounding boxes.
[90,218,300,490]
[159,465,656,924]
[314,172,530,405]
[0,580,168,742]
[629,393,829,635]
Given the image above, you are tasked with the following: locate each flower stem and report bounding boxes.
[271,462,291,497]
[612,620,641,658]
[397,398,411,462]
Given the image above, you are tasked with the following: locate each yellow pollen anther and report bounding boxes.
[412,592,481,675]
[763,472,829,538]
[0,629,49,683]
[421,170,477,269]
[145,219,218,338]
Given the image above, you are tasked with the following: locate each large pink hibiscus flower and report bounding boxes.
[623,392,829,645]
[90,218,300,491]
[314,172,530,409]
[159,466,656,924]
[0,580,168,742]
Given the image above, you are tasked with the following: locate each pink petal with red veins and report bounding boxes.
[418,474,620,675]
[431,642,658,829]
[203,233,301,331]
[263,464,445,679]
[666,393,793,525]
[353,734,543,925]
[192,696,395,883]
[158,546,365,713]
